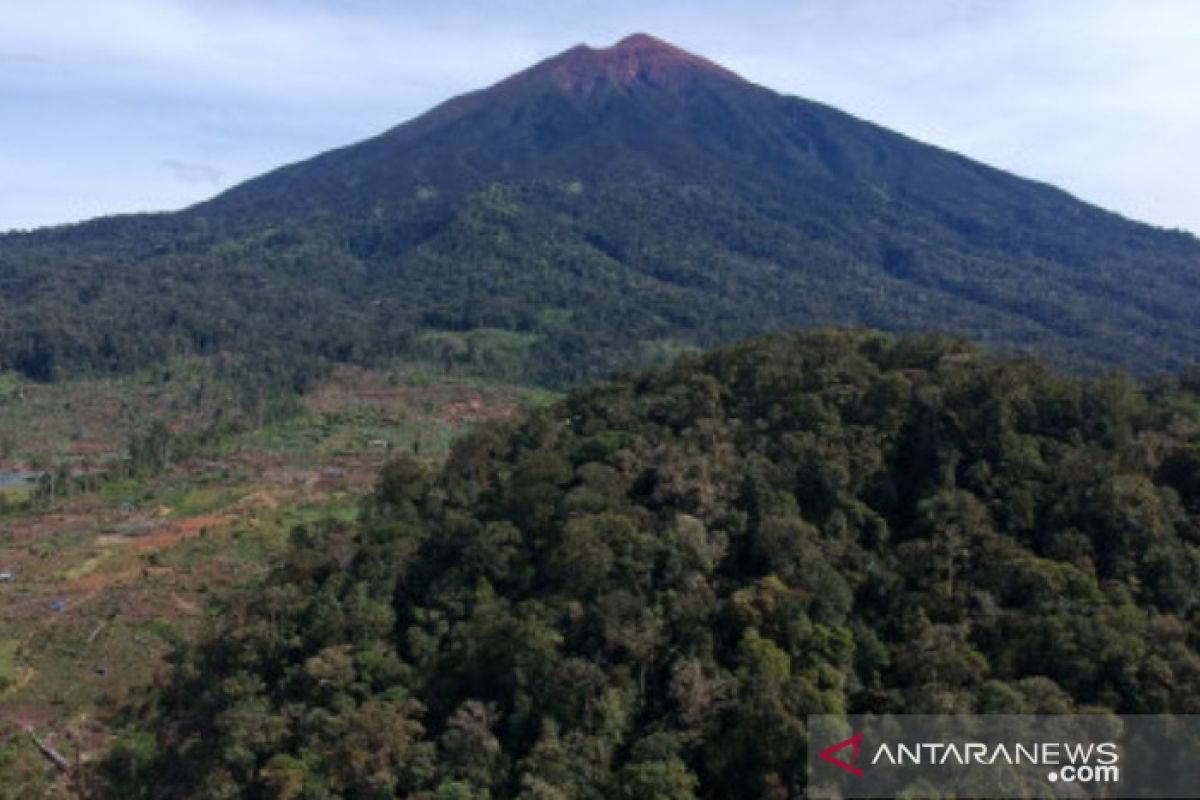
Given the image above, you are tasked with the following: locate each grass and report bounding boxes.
[0,639,19,684]
[61,553,110,581]
[170,487,245,518]
[0,486,33,507]
[0,370,23,394]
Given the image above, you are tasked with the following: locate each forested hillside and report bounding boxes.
[3,35,1199,386]
[100,330,1200,799]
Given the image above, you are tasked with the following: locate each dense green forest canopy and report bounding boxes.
[101,330,1200,799]
[3,35,1200,386]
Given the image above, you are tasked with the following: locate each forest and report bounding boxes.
[93,329,1200,799]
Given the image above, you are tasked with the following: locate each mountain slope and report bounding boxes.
[2,34,1198,383]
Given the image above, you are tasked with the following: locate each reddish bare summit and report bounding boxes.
[524,33,744,95]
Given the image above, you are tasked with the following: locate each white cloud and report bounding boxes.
[161,159,222,186]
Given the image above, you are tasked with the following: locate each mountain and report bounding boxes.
[2,34,1199,384]
[99,330,1200,798]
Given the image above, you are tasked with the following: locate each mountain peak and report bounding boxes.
[608,32,692,55]
[526,33,743,95]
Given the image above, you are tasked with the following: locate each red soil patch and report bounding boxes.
[67,572,123,593]
[306,367,521,424]
[68,439,111,456]
[129,514,232,553]
[70,514,233,593]
[442,395,519,426]
[228,490,280,513]
[0,702,58,732]
[172,593,201,615]
[527,34,740,95]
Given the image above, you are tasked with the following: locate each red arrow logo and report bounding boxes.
[819,732,865,777]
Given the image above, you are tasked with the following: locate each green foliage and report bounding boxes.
[97,330,1200,798]
[96,729,160,800]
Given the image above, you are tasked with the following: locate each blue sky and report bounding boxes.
[2,0,1198,233]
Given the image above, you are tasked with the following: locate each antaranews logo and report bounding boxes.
[815,731,1119,784]
[868,739,1120,786]
[806,715,1200,799]
[817,733,865,777]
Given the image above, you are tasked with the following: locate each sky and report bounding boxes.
[1,0,1198,234]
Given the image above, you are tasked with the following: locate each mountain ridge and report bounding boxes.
[1,34,1198,383]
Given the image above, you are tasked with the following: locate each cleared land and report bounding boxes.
[0,361,547,795]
